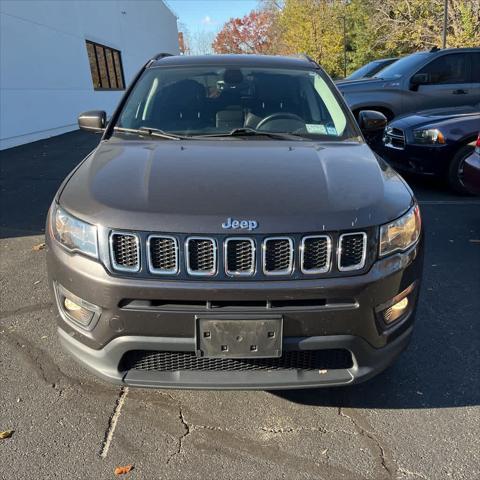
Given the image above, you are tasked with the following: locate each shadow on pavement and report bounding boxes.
[0,130,99,239]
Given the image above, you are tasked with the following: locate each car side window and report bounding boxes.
[417,54,468,84]
[470,53,480,83]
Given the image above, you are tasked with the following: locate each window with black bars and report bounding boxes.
[86,40,125,91]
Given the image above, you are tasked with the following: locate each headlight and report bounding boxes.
[379,205,421,257]
[412,128,445,144]
[52,205,98,258]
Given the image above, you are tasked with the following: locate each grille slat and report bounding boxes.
[301,236,331,273]
[148,236,178,274]
[122,349,353,372]
[110,233,140,271]
[339,233,367,271]
[186,237,216,275]
[225,238,255,276]
[263,237,293,275]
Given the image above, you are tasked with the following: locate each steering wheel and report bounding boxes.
[256,112,305,131]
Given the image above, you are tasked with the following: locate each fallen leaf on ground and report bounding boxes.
[0,430,14,439]
[114,464,134,475]
[32,243,46,251]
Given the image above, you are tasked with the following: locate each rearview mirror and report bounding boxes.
[78,110,107,132]
[358,110,388,133]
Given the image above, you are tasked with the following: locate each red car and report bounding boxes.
[463,133,480,195]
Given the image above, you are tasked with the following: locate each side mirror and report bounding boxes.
[410,73,429,90]
[358,110,388,133]
[78,110,107,132]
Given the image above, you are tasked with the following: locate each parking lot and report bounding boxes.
[0,130,479,480]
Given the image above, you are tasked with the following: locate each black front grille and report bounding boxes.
[111,233,139,270]
[187,238,216,274]
[225,239,254,275]
[384,127,405,149]
[149,236,177,273]
[264,238,292,274]
[122,349,353,372]
[339,233,366,270]
[302,236,330,273]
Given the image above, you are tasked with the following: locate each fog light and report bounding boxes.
[375,282,416,329]
[54,283,101,330]
[383,297,409,325]
[64,298,82,312]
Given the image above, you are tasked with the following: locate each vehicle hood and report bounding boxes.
[59,136,413,234]
[336,78,390,91]
[390,105,480,131]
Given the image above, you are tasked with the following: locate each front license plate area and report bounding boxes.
[196,317,283,358]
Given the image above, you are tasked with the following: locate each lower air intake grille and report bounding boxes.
[186,238,216,275]
[122,349,353,372]
[148,236,178,274]
[110,233,139,271]
[339,233,366,271]
[263,238,293,275]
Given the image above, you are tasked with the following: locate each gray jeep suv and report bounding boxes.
[46,54,423,389]
[337,48,480,120]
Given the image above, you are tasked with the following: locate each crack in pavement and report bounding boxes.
[338,407,396,479]
[158,394,368,479]
[166,401,192,464]
[260,425,355,435]
[397,467,428,479]
[0,302,53,321]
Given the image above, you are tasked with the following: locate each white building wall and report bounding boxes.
[0,0,179,150]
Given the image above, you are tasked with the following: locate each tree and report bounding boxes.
[212,10,277,54]
[278,0,345,77]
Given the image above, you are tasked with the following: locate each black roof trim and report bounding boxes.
[151,52,175,61]
[148,54,318,70]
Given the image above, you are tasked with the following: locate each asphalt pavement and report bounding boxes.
[0,131,479,480]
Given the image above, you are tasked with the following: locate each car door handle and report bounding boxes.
[452,89,468,94]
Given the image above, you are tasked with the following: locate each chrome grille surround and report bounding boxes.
[300,235,332,274]
[262,237,294,276]
[224,237,255,277]
[185,237,217,276]
[338,232,367,272]
[109,231,140,272]
[147,235,179,275]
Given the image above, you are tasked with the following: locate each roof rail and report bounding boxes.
[152,52,174,61]
[292,53,320,68]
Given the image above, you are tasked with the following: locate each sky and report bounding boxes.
[168,0,259,35]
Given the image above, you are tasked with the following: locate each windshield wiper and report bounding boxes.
[114,126,187,140]
[196,127,306,141]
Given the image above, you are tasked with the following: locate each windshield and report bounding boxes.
[372,52,430,79]
[117,66,358,140]
[347,61,382,80]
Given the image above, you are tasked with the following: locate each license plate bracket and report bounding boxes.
[196,316,283,358]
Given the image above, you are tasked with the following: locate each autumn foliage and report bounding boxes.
[211,0,480,78]
[212,10,277,55]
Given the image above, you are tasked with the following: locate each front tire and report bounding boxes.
[448,145,474,195]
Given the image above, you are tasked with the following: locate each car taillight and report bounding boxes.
[476,133,480,154]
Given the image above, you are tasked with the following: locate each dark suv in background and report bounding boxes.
[337,48,480,120]
[46,54,423,389]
